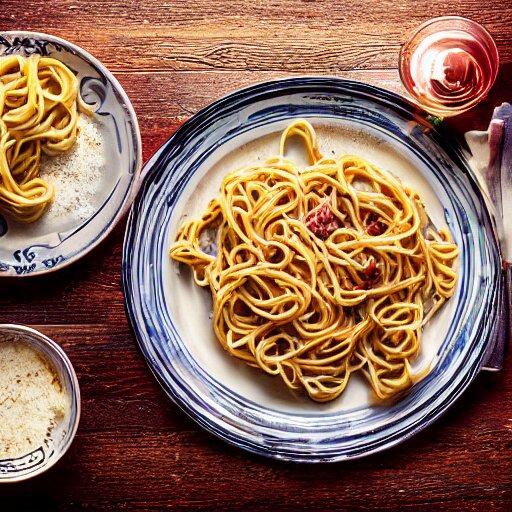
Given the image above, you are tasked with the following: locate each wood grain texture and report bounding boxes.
[1,1,512,511]
[3,0,512,72]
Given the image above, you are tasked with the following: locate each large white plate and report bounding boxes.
[123,78,502,461]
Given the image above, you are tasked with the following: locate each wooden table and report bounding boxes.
[1,1,511,510]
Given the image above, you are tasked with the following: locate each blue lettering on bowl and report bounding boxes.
[42,255,64,269]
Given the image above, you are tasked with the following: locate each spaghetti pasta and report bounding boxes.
[0,54,85,222]
[170,120,459,402]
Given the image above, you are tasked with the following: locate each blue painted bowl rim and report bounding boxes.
[0,30,143,277]
[122,76,502,462]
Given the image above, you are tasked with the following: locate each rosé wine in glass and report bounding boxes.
[399,17,499,117]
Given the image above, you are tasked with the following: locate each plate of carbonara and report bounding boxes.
[123,78,502,461]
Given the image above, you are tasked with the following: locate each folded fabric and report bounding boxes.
[465,103,511,371]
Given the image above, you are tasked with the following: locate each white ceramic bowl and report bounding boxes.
[0,31,142,276]
[0,324,80,482]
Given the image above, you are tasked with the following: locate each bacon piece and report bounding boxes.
[365,212,387,236]
[360,259,380,281]
[353,258,381,291]
[305,204,340,239]
[366,220,387,236]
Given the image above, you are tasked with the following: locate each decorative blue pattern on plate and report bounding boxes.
[123,78,502,462]
[0,32,142,276]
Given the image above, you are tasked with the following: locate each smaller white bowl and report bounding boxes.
[0,324,80,483]
[0,31,142,276]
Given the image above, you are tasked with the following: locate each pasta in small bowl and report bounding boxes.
[0,31,142,276]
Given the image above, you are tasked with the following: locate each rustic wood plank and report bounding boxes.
[2,1,511,73]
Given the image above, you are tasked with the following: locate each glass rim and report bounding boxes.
[402,15,497,46]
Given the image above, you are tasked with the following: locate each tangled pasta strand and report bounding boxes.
[171,120,458,402]
[0,54,85,222]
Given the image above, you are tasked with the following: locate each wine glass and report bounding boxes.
[399,16,499,117]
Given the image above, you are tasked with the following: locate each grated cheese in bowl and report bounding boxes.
[0,334,70,460]
[40,115,105,222]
